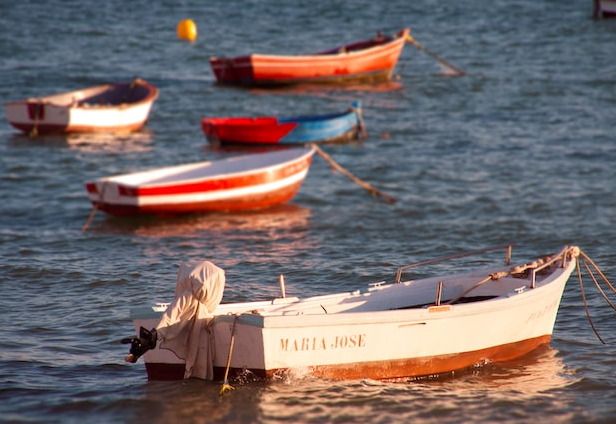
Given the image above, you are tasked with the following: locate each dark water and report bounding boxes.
[1,1,616,423]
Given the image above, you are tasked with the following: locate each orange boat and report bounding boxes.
[210,29,409,87]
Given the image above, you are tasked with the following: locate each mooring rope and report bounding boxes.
[580,258,616,313]
[445,272,509,305]
[311,144,397,203]
[580,250,616,296]
[350,106,367,140]
[404,34,465,76]
[219,314,239,396]
[29,101,42,137]
[81,181,108,232]
[576,256,606,344]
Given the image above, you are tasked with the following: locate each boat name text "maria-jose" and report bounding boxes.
[280,334,366,352]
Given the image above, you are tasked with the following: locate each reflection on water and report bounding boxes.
[258,346,581,423]
[87,203,312,238]
[6,130,154,153]
[253,80,404,95]
[213,80,404,97]
[84,204,317,286]
[132,345,581,424]
[408,345,578,398]
[139,380,262,424]
[203,143,296,156]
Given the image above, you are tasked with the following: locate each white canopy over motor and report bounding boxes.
[155,260,225,379]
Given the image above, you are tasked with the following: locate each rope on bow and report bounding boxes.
[576,249,616,344]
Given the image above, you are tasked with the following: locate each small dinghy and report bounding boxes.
[4,78,158,135]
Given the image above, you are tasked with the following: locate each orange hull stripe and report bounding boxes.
[145,335,552,381]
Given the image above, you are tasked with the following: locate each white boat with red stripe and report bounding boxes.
[85,147,314,216]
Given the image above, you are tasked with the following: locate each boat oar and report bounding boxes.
[311,144,396,204]
[405,34,465,76]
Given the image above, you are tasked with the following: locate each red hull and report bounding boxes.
[201,117,297,144]
[144,335,552,381]
[210,29,409,87]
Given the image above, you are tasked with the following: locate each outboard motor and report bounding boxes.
[121,326,157,363]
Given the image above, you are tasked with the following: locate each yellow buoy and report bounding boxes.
[177,19,197,43]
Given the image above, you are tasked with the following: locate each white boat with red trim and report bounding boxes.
[85,147,314,216]
[4,78,158,136]
[122,245,590,382]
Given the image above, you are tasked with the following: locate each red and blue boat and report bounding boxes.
[201,102,365,146]
[209,29,409,87]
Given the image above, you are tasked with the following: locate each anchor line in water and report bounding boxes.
[580,251,616,298]
[580,259,616,312]
[575,250,616,345]
[82,181,108,232]
[576,256,606,344]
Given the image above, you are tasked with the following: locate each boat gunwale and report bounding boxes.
[209,29,409,64]
[88,147,315,190]
[4,78,159,109]
[214,261,574,329]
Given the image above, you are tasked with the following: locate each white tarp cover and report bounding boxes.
[155,260,225,379]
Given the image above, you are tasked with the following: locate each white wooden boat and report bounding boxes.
[85,147,314,216]
[4,78,158,135]
[122,245,581,381]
